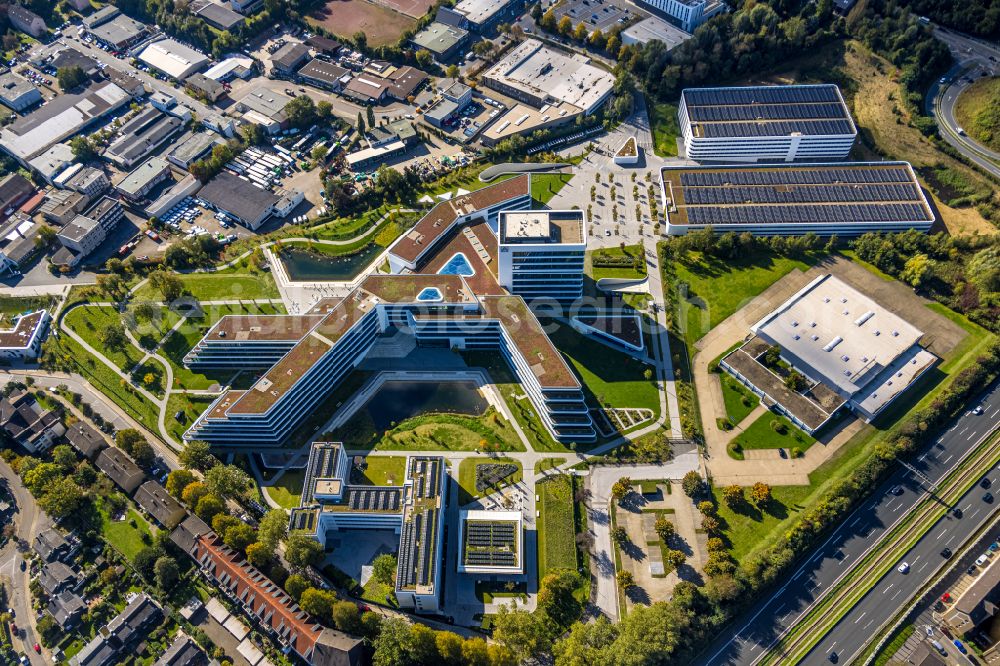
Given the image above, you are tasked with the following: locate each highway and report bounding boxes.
[694,382,1000,666]
[926,27,1000,180]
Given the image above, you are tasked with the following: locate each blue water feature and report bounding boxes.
[416,287,443,302]
[438,252,475,277]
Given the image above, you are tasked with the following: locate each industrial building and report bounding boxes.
[296,58,350,92]
[166,132,222,169]
[89,14,148,50]
[104,107,184,168]
[721,274,937,433]
[621,15,692,48]
[658,162,935,236]
[410,22,470,61]
[271,42,310,74]
[0,81,130,168]
[191,0,245,31]
[185,73,225,102]
[288,443,448,612]
[54,196,124,266]
[138,39,211,80]
[0,73,41,112]
[197,171,280,229]
[116,156,172,204]
[679,85,857,163]
[235,88,291,133]
[482,39,615,115]
[634,0,726,32]
[497,209,586,301]
[436,0,525,34]
[202,56,256,82]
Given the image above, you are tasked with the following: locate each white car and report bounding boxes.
[898,562,910,574]
[976,554,989,567]
[974,405,984,414]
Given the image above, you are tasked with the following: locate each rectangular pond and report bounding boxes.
[362,380,488,430]
[278,242,382,281]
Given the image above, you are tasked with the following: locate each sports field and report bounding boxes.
[309,0,421,45]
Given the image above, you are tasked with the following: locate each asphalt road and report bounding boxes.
[926,27,1000,180]
[694,382,1000,666]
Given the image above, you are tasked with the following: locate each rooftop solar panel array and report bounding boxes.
[463,520,518,567]
[685,203,929,225]
[301,443,341,505]
[683,183,921,205]
[684,85,842,107]
[344,487,402,512]
[683,85,855,138]
[678,166,912,187]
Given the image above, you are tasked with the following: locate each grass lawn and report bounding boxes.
[954,76,1000,152]
[352,455,407,486]
[546,321,659,413]
[728,412,816,459]
[263,469,304,510]
[165,392,215,443]
[537,474,579,579]
[673,250,823,346]
[0,295,56,319]
[647,99,680,157]
[456,457,523,506]
[531,173,574,205]
[475,581,527,603]
[133,272,279,302]
[719,372,759,425]
[64,306,143,373]
[334,407,526,453]
[361,578,398,607]
[100,501,154,562]
[590,244,647,281]
[535,457,567,474]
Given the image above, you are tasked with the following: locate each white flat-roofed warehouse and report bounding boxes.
[482,39,614,115]
[138,39,211,80]
[679,85,857,162]
[659,162,934,236]
[621,16,692,48]
[436,0,524,33]
[0,73,41,112]
[721,274,937,432]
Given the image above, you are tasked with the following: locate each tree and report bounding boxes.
[784,371,807,392]
[445,64,460,79]
[681,471,705,498]
[356,111,366,135]
[722,484,744,508]
[537,569,581,627]
[611,476,632,503]
[285,574,311,602]
[366,105,376,129]
[129,439,155,468]
[181,481,209,507]
[701,515,721,534]
[616,570,635,589]
[148,270,184,302]
[372,553,397,585]
[70,135,96,161]
[461,637,490,666]
[51,445,77,472]
[38,478,84,519]
[901,253,934,287]
[605,34,620,55]
[212,513,240,535]
[180,440,216,471]
[165,469,196,498]
[115,429,144,454]
[493,605,553,662]
[409,624,439,664]
[762,344,782,368]
[154,556,179,591]
[750,481,772,506]
[36,613,59,647]
[654,516,675,542]
[22,462,62,495]
[332,600,361,633]
[285,532,324,568]
[285,95,318,129]
[415,48,433,68]
[436,631,465,665]
[195,494,225,523]
[573,22,588,41]
[311,145,328,162]
[557,15,573,34]
[57,65,86,91]
[316,100,332,120]
[373,617,413,666]
[223,524,257,553]
[664,549,686,570]
[299,588,337,619]
[100,325,127,352]
[134,546,164,580]
[205,464,251,498]
[697,500,716,516]
[257,509,289,550]
[968,245,1000,293]
[610,526,628,545]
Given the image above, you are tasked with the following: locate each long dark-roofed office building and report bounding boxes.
[679,84,857,163]
[659,162,934,236]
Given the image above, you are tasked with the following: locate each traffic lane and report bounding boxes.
[698,386,1000,666]
[804,461,1000,665]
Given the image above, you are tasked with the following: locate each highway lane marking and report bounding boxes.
[960,427,969,436]
[991,408,1000,418]
[947,534,956,546]
[891,588,903,601]
[944,454,954,464]
[883,583,894,594]
[854,612,866,624]
[826,642,837,653]
[918,561,928,572]
[972,508,981,519]
[968,431,978,441]
[850,516,862,528]
[938,530,946,539]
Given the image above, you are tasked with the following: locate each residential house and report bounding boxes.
[64,421,107,460]
[33,527,78,563]
[8,5,46,37]
[0,388,64,452]
[95,447,146,495]
[48,589,87,630]
[72,593,164,666]
[134,481,186,529]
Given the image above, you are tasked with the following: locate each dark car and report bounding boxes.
[890,485,904,496]
[828,651,839,663]
[941,548,953,558]
[985,492,994,503]
[953,507,964,518]
[983,478,993,489]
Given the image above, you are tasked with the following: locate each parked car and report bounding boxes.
[898,562,910,574]
[954,639,967,654]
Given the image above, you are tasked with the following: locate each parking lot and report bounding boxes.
[547,0,635,33]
